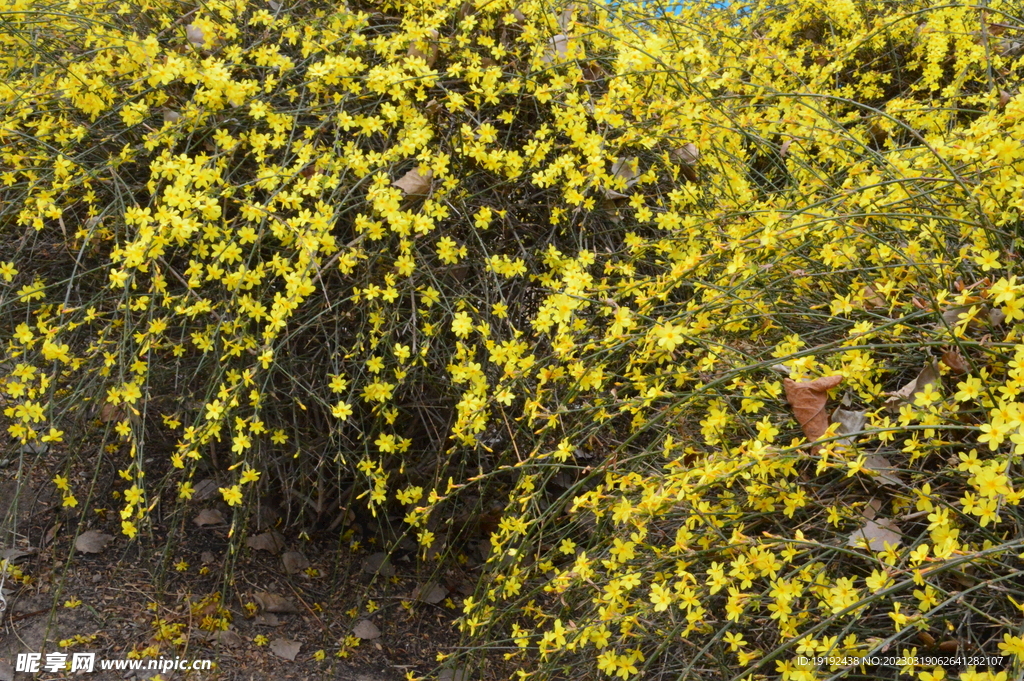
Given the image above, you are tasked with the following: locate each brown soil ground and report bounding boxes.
[2,457,474,681]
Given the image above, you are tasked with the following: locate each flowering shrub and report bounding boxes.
[2,0,1024,679]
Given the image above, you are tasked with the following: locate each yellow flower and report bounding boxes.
[451,312,474,338]
[649,583,673,612]
[240,467,261,484]
[124,485,144,506]
[332,401,353,420]
[0,261,17,281]
[999,633,1024,660]
[723,631,746,651]
[220,485,243,506]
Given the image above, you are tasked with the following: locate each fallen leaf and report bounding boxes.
[246,531,286,554]
[860,284,887,310]
[281,551,309,575]
[671,143,699,165]
[211,629,244,646]
[940,305,981,329]
[989,307,1006,327]
[193,508,225,527]
[99,401,122,422]
[604,157,639,199]
[940,348,969,374]
[543,34,569,62]
[185,24,205,48]
[847,517,901,551]
[611,157,639,186]
[783,375,844,444]
[192,478,219,501]
[0,660,13,681]
[270,638,301,661]
[557,5,575,31]
[862,498,882,520]
[407,29,439,66]
[200,551,216,564]
[885,361,940,408]
[75,530,112,554]
[254,591,299,614]
[830,407,867,447]
[254,612,282,626]
[998,90,1012,109]
[0,547,36,563]
[413,582,448,604]
[362,552,395,577]
[439,669,469,681]
[393,167,433,196]
[353,619,381,640]
[42,522,60,548]
[862,454,902,486]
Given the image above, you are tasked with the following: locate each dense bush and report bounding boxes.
[2,0,1024,678]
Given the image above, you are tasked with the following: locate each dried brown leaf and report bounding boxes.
[783,375,843,443]
[192,478,219,501]
[270,638,301,661]
[362,551,395,577]
[860,284,887,310]
[407,29,439,66]
[941,349,969,374]
[940,305,982,329]
[0,547,36,563]
[847,518,901,551]
[830,407,867,447]
[393,167,433,196]
[353,619,381,640]
[75,530,112,554]
[246,531,285,554]
[413,582,448,604]
[254,591,299,614]
[862,498,882,521]
[193,508,226,527]
[281,551,309,575]
[543,33,569,62]
[671,143,699,165]
[254,612,282,626]
[862,454,902,486]
[885,361,939,407]
[439,670,469,681]
[99,401,122,422]
[185,24,205,48]
[211,629,244,647]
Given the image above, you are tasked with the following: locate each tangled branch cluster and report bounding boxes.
[2,0,1024,678]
